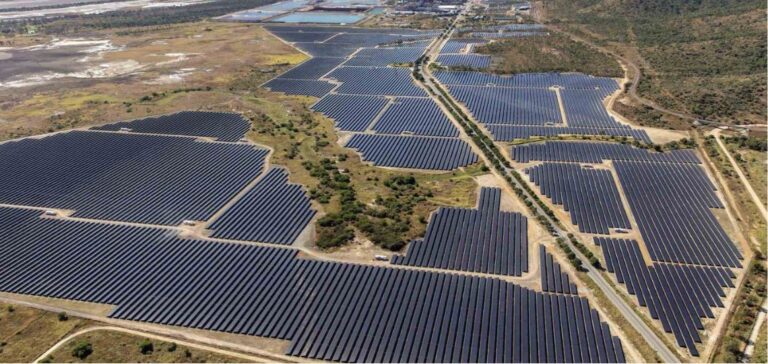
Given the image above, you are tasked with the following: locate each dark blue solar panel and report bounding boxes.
[311,94,389,131]
[392,188,528,276]
[614,161,742,268]
[487,125,651,143]
[346,134,478,170]
[0,131,268,225]
[91,111,250,142]
[526,163,631,234]
[270,31,337,43]
[436,54,491,69]
[373,97,459,137]
[539,245,578,295]
[599,238,735,357]
[277,57,346,80]
[208,168,316,245]
[435,70,619,91]
[511,141,701,164]
[560,89,621,127]
[293,42,360,57]
[447,85,561,125]
[328,67,426,96]
[263,78,336,97]
[343,47,424,67]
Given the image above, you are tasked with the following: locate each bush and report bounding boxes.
[167,342,177,352]
[138,339,154,355]
[58,312,68,321]
[72,341,93,359]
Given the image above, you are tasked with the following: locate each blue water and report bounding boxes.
[368,7,385,15]
[272,11,366,24]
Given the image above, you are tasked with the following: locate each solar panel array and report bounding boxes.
[599,238,735,356]
[486,125,651,143]
[277,57,346,80]
[346,134,478,170]
[263,78,336,97]
[328,67,426,96]
[447,85,561,125]
[92,111,250,142]
[525,163,631,234]
[208,168,316,245]
[511,141,700,164]
[470,31,545,38]
[343,47,424,67]
[0,131,268,225]
[436,54,491,69]
[0,204,625,362]
[373,97,459,137]
[311,94,389,131]
[391,188,528,276]
[263,25,479,170]
[540,245,578,295]
[614,161,742,268]
[440,39,487,53]
[433,69,651,142]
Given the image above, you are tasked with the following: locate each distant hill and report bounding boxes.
[542,0,766,126]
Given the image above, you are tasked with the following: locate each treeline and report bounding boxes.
[1,0,278,35]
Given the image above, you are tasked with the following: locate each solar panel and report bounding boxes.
[486,125,651,143]
[525,163,631,234]
[328,67,427,97]
[263,78,336,98]
[311,94,390,131]
[447,85,561,125]
[346,134,478,170]
[0,131,268,225]
[392,188,528,276]
[92,111,250,142]
[372,97,459,137]
[208,168,316,245]
[511,141,701,164]
[277,57,346,80]
[436,54,491,69]
[539,245,578,295]
[599,238,735,356]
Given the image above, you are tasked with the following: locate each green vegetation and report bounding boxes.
[568,233,601,269]
[72,341,93,360]
[475,32,623,77]
[713,260,767,362]
[311,157,437,251]
[543,0,767,125]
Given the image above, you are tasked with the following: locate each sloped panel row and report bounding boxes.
[434,71,619,91]
[511,141,700,164]
[92,111,250,142]
[539,245,578,295]
[373,97,459,137]
[343,47,424,67]
[560,89,621,128]
[614,161,742,268]
[311,94,390,131]
[436,54,491,69]
[208,168,316,245]
[440,39,487,53]
[293,42,360,57]
[469,31,544,38]
[328,67,426,97]
[0,131,268,225]
[277,57,346,80]
[447,85,561,125]
[287,264,625,363]
[0,205,624,362]
[525,163,630,234]
[346,134,478,170]
[599,238,735,357]
[391,188,528,276]
[486,125,651,143]
[263,78,336,97]
[270,31,337,43]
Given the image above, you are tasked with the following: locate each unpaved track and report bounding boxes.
[711,129,767,221]
[34,326,271,363]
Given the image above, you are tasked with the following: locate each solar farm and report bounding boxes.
[511,140,745,356]
[0,2,755,362]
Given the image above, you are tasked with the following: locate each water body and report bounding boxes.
[271,11,365,24]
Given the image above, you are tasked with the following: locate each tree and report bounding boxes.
[72,342,93,359]
[138,339,154,355]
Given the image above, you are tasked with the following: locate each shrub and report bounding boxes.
[58,312,68,321]
[72,341,93,359]
[138,339,154,355]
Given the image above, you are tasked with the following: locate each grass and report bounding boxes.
[44,330,245,363]
[542,0,766,125]
[0,303,87,362]
[474,32,623,77]
[751,321,767,363]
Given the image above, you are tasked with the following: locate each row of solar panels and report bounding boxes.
[486,125,652,143]
[599,238,735,356]
[540,245,578,295]
[91,111,250,142]
[0,205,624,362]
[511,141,700,164]
[345,134,478,171]
[526,163,631,235]
[392,188,529,276]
